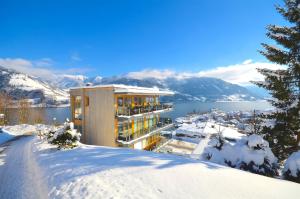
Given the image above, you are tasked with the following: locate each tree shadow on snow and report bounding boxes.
[37,144,221,183]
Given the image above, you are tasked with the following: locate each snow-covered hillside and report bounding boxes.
[0,66,69,106]
[0,124,299,198]
[32,138,300,198]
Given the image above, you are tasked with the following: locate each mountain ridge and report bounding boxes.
[0,66,262,105]
[56,74,261,102]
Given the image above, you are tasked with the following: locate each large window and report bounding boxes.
[124,97,131,107]
[149,115,153,128]
[117,97,123,106]
[118,120,134,141]
[74,96,82,120]
[149,96,154,106]
[134,97,143,106]
[155,96,159,105]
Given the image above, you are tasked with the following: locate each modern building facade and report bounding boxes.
[70,85,174,150]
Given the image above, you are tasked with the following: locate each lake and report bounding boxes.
[4,101,272,125]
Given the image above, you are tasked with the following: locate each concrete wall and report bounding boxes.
[70,87,116,147]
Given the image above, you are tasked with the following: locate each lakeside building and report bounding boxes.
[70,84,174,150]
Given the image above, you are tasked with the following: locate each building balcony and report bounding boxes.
[117,117,174,145]
[116,103,173,118]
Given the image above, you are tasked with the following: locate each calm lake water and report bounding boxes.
[4,101,272,125]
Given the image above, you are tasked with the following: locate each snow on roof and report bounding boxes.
[70,84,174,96]
[176,121,244,140]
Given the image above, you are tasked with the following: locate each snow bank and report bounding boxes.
[0,129,14,145]
[283,151,300,182]
[32,138,300,198]
[0,124,53,145]
[202,134,278,176]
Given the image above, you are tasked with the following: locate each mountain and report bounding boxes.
[101,77,260,102]
[54,75,261,102]
[0,65,261,104]
[54,75,88,89]
[54,75,102,89]
[0,66,69,106]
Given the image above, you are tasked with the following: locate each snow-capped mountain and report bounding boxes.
[104,77,260,102]
[54,75,102,89]
[0,65,261,104]
[54,74,88,89]
[0,66,69,106]
[53,75,261,102]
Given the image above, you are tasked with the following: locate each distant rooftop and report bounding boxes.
[70,84,174,96]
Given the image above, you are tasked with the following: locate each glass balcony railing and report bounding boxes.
[117,117,173,142]
[116,103,173,116]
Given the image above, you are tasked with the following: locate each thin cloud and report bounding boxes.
[126,69,176,80]
[33,58,54,67]
[196,60,285,85]
[125,60,285,86]
[0,57,57,80]
[70,52,81,62]
[0,57,286,86]
[0,57,90,81]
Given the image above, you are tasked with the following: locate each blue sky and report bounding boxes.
[0,0,286,82]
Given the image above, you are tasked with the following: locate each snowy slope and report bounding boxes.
[32,139,300,199]
[0,66,69,105]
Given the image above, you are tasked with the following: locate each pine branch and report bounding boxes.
[276,0,300,23]
[267,25,300,49]
[260,44,291,65]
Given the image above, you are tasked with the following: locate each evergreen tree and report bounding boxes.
[254,0,300,161]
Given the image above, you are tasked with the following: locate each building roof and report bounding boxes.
[70,84,174,96]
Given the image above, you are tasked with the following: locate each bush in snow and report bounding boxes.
[209,133,225,150]
[283,151,300,183]
[203,134,278,177]
[47,121,81,149]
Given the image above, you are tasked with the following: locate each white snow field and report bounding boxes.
[0,135,299,199]
[0,124,52,145]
